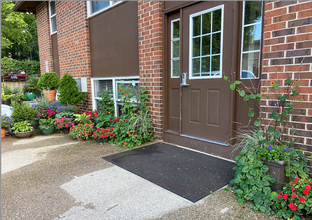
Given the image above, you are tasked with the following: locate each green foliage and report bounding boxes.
[3,86,12,95]
[1,1,39,60]
[23,75,42,97]
[11,102,36,123]
[1,57,40,76]
[1,94,13,101]
[11,120,33,133]
[112,87,155,148]
[39,118,55,131]
[37,72,59,90]
[55,112,75,120]
[58,73,87,105]
[95,89,116,128]
[74,113,92,124]
[276,177,312,219]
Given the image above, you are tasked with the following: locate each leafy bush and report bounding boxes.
[11,102,36,123]
[11,120,33,133]
[74,113,92,124]
[39,118,55,131]
[37,72,59,90]
[95,89,115,128]
[1,57,40,76]
[58,73,87,105]
[23,75,42,97]
[92,127,115,140]
[3,87,12,95]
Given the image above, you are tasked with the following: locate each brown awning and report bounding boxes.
[12,1,43,14]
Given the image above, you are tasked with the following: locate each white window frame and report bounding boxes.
[91,76,139,117]
[240,1,263,79]
[49,1,57,35]
[87,1,123,18]
[171,18,180,78]
[189,5,224,79]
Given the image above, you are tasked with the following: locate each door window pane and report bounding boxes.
[212,10,222,32]
[171,19,180,78]
[193,16,201,37]
[241,1,262,79]
[190,6,223,78]
[51,17,57,33]
[50,1,55,15]
[92,1,110,14]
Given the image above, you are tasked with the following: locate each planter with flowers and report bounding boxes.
[225,75,311,218]
[39,118,55,135]
[1,115,12,138]
[92,127,115,143]
[55,117,74,134]
[69,123,93,141]
[11,120,34,138]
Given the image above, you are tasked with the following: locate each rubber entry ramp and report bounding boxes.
[102,142,235,202]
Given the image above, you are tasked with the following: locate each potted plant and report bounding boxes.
[58,73,87,109]
[69,123,93,141]
[92,127,115,143]
[37,72,59,101]
[54,117,74,134]
[1,115,12,138]
[23,76,42,101]
[39,118,55,135]
[2,94,13,105]
[11,102,37,123]
[11,120,34,138]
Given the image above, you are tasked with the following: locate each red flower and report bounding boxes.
[283,194,288,200]
[291,194,297,198]
[305,185,311,190]
[109,120,112,122]
[291,187,295,191]
[119,88,122,92]
[303,189,309,195]
[299,197,305,202]
[278,194,282,199]
[288,203,294,208]
[100,135,104,138]
[113,119,115,122]
[291,205,297,211]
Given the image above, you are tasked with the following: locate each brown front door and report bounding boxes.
[165,2,239,148]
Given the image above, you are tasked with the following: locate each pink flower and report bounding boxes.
[303,189,309,196]
[60,125,62,128]
[291,187,295,191]
[278,194,282,199]
[290,182,293,186]
[305,185,311,191]
[291,205,297,211]
[40,109,43,112]
[37,114,39,117]
[291,194,297,198]
[65,124,68,127]
[288,203,294,208]
[299,197,305,202]
[283,194,288,200]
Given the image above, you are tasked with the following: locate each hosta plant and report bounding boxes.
[11,120,33,133]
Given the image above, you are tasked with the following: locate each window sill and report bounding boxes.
[87,1,124,19]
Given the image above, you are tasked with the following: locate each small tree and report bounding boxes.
[58,73,87,105]
[37,72,59,90]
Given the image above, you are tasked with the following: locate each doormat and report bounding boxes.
[102,142,235,202]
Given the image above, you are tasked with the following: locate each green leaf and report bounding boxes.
[273,84,279,90]
[243,96,249,101]
[254,120,261,127]
[239,90,245,97]
[230,83,235,91]
[224,76,228,81]
[223,188,231,192]
[248,111,254,118]
[234,81,242,85]
[271,111,280,120]
[249,94,256,99]
[285,79,293,85]
[274,131,281,138]
[242,166,249,173]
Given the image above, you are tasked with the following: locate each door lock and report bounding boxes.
[181,72,190,87]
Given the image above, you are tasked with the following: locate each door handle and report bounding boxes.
[181,72,190,87]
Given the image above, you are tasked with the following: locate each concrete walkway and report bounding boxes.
[1,134,280,220]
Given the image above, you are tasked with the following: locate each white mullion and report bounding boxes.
[210,11,213,75]
[242,50,260,54]
[199,15,202,77]
[244,21,262,28]
[113,78,118,117]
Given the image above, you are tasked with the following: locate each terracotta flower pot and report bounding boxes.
[1,128,6,138]
[43,90,57,101]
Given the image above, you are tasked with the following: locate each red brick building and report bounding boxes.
[14,1,312,173]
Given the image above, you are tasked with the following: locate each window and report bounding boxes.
[171,19,180,78]
[189,6,223,79]
[87,1,121,17]
[49,1,57,34]
[240,1,263,79]
[91,77,139,117]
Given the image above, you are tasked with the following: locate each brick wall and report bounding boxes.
[262,1,312,173]
[36,2,53,74]
[138,1,163,139]
[55,1,92,112]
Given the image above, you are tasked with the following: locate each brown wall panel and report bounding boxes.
[163,1,196,12]
[51,34,60,76]
[90,2,139,78]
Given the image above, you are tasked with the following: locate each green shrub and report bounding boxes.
[58,73,87,105]
[95,89,115,128]
[11,102,36,123]
[3,87,12,95]
[37,72,59,90]
[23,75,42,97]
[11,120,33,133]
[1,57,40,76]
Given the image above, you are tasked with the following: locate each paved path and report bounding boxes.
[1,134,280,220]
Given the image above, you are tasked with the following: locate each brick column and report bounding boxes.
[36,2,53,74]
[55,1,92,112]
[261,1,312,173]
[138,1,163,139]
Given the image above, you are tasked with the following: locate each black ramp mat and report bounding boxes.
[102,142,235,202]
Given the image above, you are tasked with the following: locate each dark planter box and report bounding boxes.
[2,98,11,106]
[264,160,286,191]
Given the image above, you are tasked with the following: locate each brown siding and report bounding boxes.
[51,34,60,76]
[90,2,139,78]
